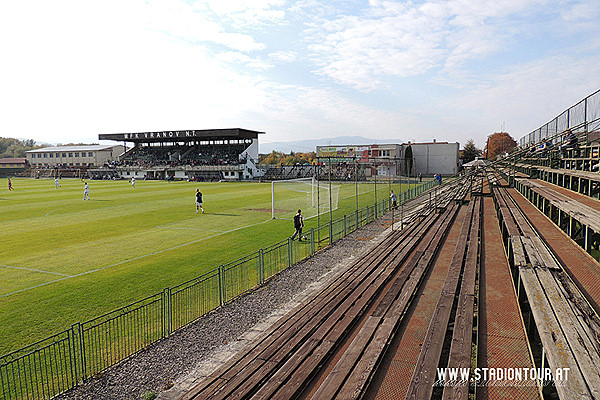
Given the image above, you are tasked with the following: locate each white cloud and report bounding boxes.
[197,0,286,26]
[444,51,600,145]
[560,0,600,22]
[303,0,561,89]
[306,6,447,89]
[1,0,599,148]
[269,51,297,63]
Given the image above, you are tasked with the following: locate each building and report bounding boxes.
[0,158,27,169]
[462,157,490,170]
[405,141,460,176]
[316,141,460,177]
[98,128,264,181]
[316,144,401,177]
[0,158,28,177]
[25,145,125,168]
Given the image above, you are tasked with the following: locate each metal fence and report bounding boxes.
[519,89,600,147]
[0,179,436,400]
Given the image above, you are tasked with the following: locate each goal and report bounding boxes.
[271,177,340,220]
[30,168,81,179]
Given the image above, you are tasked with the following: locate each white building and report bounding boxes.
[26,145,125,168]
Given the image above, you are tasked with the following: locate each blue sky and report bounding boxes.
[1,0,599,152]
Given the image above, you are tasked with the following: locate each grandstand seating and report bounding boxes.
[117,143,249,168]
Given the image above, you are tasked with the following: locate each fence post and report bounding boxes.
[329,219,333,245]
[310,228,315,256]
[162,288,172,338]
[288,238,293,267]
[76,323,85,381]
[218,265,224,306]
[258,249,264,284]
[69,322,85,384]
[344,215,347,237]
[391,202,394,231]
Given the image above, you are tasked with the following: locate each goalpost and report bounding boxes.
[271,177,340,220]
[54,168,81,179]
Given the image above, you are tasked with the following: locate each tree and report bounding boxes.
[0,137,43,158]
[462,139,482,163]
[485,132,517,160]
[260,150,285,165]
[259,150,317,165]
[404,145,413,175]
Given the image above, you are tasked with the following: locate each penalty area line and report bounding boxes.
[0,264,73,277]
[68,218,273,277]
[1,219,273,298]
[156,226,225,233]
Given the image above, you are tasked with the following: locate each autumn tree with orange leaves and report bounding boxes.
[484,132,517,160]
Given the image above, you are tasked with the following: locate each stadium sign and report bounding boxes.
[123,131,196,139]
[99,128,264,142]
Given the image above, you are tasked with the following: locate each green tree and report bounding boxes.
[259,150,316,165]
[260,150,285,165]
[462,139,482,163]
[0,137,42,158]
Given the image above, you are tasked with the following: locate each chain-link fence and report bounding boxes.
[519,89,600,147]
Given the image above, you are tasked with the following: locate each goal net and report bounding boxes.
[271,177,340,220]
[30,169,81,179]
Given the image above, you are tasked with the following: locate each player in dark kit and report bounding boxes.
[291,209,304,241]
[195,189,204,214]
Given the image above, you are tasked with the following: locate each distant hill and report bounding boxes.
[259,136,405,154]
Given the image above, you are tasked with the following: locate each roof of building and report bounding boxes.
[462,157,490,167]
[26,145,120,153]
[0,158,27,164]
[99,128,264,143]
[407,141,453,145]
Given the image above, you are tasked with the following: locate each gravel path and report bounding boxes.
[55,216,394,400]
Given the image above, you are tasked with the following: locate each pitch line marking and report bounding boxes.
[156,226,225,233]
[0,264,73,277]
[44,208,63,217]
[0,277,73,298]
[1,218,272,298]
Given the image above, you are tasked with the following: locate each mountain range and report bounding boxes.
[258,136,405,154]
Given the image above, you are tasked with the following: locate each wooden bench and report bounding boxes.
[404,197,481,400]
[515,178,600,233]
[180,205,458,400]
[588,130,600,144]
[491,187,600,400]
[310,203,463,399]
[531,165,600,198]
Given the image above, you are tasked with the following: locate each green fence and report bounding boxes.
[0,179,435,400]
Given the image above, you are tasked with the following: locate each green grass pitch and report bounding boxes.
[0,177,405,355]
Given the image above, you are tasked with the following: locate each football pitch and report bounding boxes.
[1,177,403,355]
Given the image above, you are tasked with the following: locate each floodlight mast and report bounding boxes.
[312,177,316,207]
[272,180,275,219]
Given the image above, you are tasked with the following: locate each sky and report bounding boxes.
[1,0,600,152]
